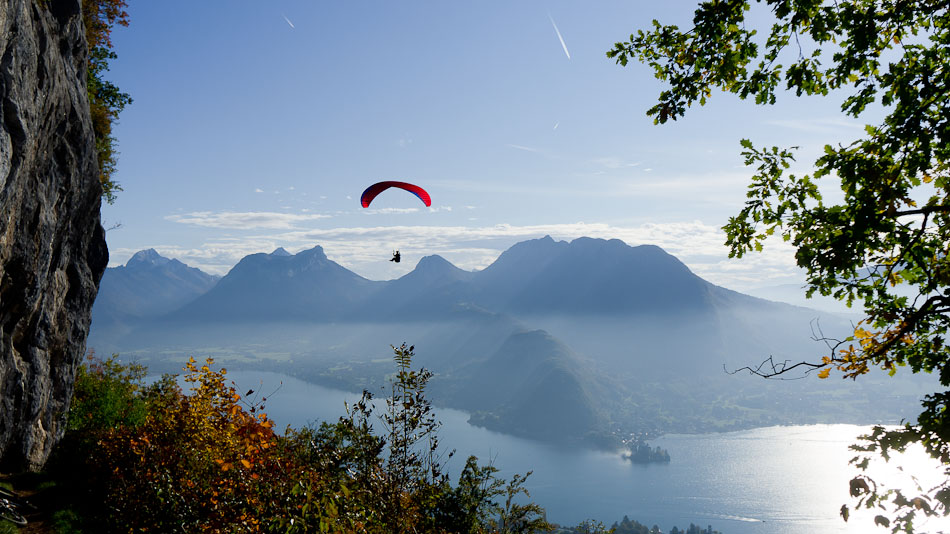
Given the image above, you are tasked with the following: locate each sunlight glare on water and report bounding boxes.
[654,425,950,534]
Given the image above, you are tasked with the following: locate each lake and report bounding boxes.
[222,370,947,534]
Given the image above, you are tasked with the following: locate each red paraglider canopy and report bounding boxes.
[360,181,431,208]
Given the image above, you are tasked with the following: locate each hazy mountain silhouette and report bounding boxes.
[92,249,220,326]
[470,236,715,315]
[449,329,609,445]
[173,246,383,322]
[353,254,476,320]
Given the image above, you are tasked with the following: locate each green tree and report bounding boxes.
[384,343,445,489]
[493,469,552,534]
[435,455,506,533]
[378,343,449,533]
[81,0,132,203]
[67,351,149,434]
[609,1,950,532]
[571,519,614,534]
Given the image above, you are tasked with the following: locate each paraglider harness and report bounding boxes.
[390,250,401,263]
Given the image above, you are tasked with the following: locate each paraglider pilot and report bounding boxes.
[391,250,401,263]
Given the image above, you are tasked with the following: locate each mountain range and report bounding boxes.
[88,237,928,449]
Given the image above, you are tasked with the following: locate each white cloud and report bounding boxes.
[506,144,542,153]
[593,157,640,169]
[254,188,264,193]
[363,207,420,215]
[165,211,330,230]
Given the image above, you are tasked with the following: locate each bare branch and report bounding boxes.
[811,318,848,353]
[726,356,823,379]
[726,319,847,379]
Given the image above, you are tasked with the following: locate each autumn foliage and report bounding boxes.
[59,349,550,533]
[95,358,292,532]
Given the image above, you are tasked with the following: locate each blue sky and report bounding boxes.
[102,1,871,296]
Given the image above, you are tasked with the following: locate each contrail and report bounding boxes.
[282,13,295,29]
[548,14,571,59]
[507,143,541,153]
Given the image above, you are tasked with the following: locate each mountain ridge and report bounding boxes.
[174,245,383,322]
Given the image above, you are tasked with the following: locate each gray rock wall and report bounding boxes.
[0,0,108,471]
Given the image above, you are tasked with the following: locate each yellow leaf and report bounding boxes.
[924,174,934,183]
[240,459,252,469]
[818,368,831,379]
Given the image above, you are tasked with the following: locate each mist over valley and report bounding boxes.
[88,236,929,451]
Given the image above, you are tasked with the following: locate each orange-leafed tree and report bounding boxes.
[95,358,339,533]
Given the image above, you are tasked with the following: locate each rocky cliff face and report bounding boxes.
[0,0,108,470]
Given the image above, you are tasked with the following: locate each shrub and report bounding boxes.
[58,349,551,533]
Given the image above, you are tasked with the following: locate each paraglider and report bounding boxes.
[360,181,431,208]
[360,181,429,265]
